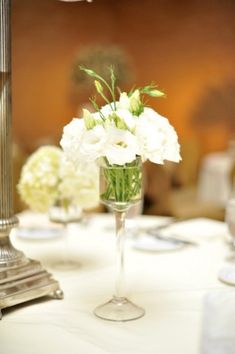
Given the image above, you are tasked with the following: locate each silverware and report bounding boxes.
[132,218,198,246]
[146,219,198,246]
[146,218,188,233]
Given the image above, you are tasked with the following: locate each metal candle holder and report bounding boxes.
[0,0,63,319]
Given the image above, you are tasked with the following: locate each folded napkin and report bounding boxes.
[201,290,235,354]
[161,218,227,241]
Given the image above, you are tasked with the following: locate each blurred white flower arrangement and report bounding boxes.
[18,146,99,213]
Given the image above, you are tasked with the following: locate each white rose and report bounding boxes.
[105,126,139,165]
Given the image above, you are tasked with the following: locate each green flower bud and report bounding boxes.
[79,66,96,77]
[149,89,165,97]
[129,90,143,116]
[110,113,128,130]
[83,109,96,130]
[94,80,103,94]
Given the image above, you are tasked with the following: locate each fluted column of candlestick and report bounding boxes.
[0,0,23,268]
[0,0,18,232]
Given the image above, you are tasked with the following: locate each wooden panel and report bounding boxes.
[11,0,235,154]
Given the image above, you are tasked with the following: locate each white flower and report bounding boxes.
[61,118,107,164]
[118,92,130,110]
[136,108,181,164]
[105,126,139,165]
[79,124,107,162]
[60,118,86,164]
[118,90,142,116]
[18,146,62,212]
[100,102,116,118]
[115,109,137,131]
[18,145,100,212]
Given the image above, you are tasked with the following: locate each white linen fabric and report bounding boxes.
[201,290,235,354]
[0,213,231,354]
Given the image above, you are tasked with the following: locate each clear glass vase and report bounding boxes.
[94,157,145,321]
[48,200,82,271]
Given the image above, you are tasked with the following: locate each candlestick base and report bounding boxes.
[0,258,63,319]
[0,231,63,319]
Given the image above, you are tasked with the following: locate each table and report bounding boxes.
[0,212,233,354]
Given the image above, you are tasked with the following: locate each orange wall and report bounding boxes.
[12,0,235,154]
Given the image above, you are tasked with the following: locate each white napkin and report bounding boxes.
[161,218,227,241]
[201,290,235,354]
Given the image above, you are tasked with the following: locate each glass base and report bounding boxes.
[94,296,145,322]
[218,266,235,286]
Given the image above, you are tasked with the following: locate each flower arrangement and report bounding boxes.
[18,146,99,212]
[60,67,181,204]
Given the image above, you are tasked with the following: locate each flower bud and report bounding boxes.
[110,113,128,130]
[83,109,96,130]
[94,80,103,94]
[149,89,165,97]
[129,90,143,115]
[119,92,130,110]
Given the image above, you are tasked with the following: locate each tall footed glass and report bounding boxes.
[48,199,82,271]
[94,157,145,321]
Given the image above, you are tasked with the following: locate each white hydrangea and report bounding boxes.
[59,158,99,209]
[18,146,61,212]
[18,146,99,212]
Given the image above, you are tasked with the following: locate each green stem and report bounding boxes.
[101,160,142,204]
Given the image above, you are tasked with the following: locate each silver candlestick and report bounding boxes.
[0,0,63,319]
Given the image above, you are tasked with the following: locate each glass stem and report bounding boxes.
[62,222,69,264]
[114,210,127,299]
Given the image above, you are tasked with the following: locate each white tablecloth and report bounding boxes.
[0,212,234,354]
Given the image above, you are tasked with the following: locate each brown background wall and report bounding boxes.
[12,0,235,154]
